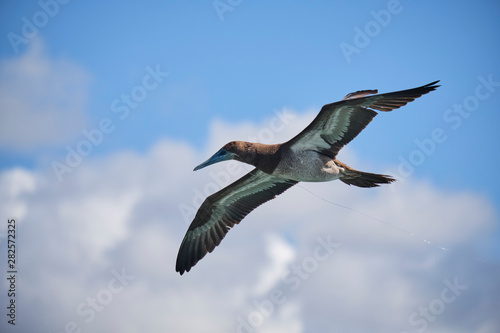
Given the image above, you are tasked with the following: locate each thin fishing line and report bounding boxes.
[244,165,491,264]
[295,183,475,257]
[298,183,497,265]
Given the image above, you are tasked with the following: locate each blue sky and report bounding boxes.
[1,1,500,332]
[1,1,499,199]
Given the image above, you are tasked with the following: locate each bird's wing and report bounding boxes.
[176,169,297,274]
[285,81,440,158]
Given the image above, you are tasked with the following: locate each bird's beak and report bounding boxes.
[194,148,235,171]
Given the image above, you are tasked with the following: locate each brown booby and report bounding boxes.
[176,81,440,274]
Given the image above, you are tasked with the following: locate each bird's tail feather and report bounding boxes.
[337,160,395,188]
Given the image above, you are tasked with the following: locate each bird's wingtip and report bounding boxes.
[176,264,187,275]
[426,80,441,88]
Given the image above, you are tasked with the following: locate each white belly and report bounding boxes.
[274,150,341,182]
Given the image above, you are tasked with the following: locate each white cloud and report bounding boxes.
[258,301,303,333]
[0,113,499,333]
[0,168,36,221]
[0,38,90,151]
[252,234,296,297]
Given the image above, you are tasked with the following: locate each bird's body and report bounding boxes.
[274,147,342,182]
[176,81,440,274]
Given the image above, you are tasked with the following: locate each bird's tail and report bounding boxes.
[336,160,395,188]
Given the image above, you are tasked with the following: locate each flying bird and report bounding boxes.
[176,81,440,274]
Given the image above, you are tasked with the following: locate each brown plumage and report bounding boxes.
[176,81,440,274]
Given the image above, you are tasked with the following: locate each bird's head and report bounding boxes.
[194,141,246,171]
